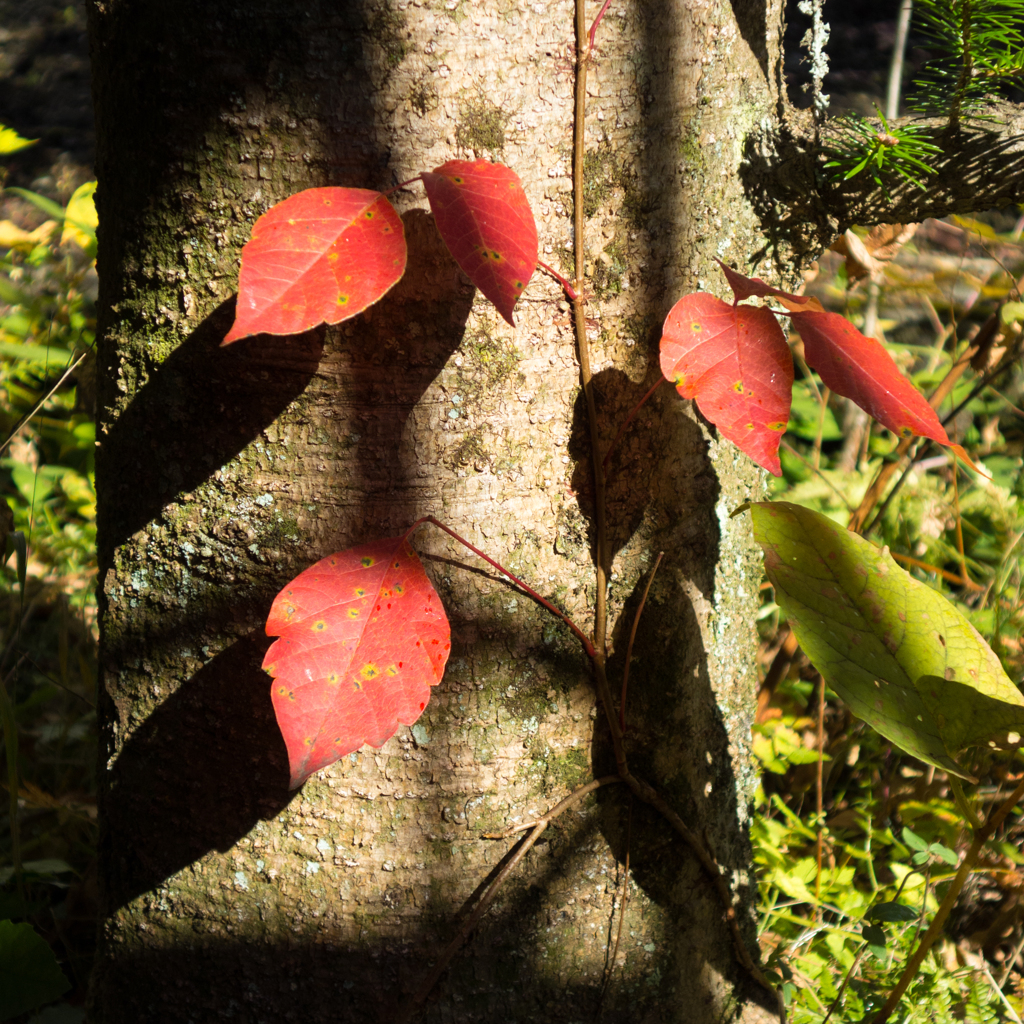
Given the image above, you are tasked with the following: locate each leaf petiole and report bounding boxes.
[537,259,578,301]
[381,176,424,196]
[408,515,596,662]
[951,776,983,830]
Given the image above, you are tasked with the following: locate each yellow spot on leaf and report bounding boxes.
[362,557,375,567]
[691,321,701,332]
[732,380,744,393]
[768,422,786,431]
[347,608,360,619]
[355,587,366,597]
[313,620,327,632]
[328,672,339,685]
[386,664,399,676]
[360,663,380,680]
[337,295,349,305]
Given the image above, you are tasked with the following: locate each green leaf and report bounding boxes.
[750,502,1024,778]
[60,182,97,257]
[0,342,75,365]
[902,826,928,852]
[5,189,66,222]
[929,842,959,866]
[0,920,70,1020]
[867,901,918,923]
[0,859,74,887]
[1001,302,1024,326]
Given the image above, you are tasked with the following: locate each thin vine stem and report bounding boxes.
[411,515,595,661]
[573,0,608,662]
[565,3,779,1008]
[402,777,622,1020]
[537,259,579,301]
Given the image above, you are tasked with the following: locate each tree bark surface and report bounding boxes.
[88,1,785,1021]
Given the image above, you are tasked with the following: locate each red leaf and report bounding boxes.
[264,536,450,789]
[788,310,954,448]
[715,258,823,313]
[421,160,537,326]
[660,293,793,476]
[224,188,407,345]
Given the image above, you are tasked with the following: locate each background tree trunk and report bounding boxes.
[87,1,786,1020]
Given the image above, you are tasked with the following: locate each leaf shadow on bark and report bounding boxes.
[95,799,683,1024]
[590,556,773,1015]
[99,632,292,912]
[316,207,476,544]
[99,209,476,912]
[727,0,776,99]
[96,299,324,559]
[567,366,668,570]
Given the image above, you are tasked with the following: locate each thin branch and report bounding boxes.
[597,798,632,1020]
[0,351,87,459]
[885,0,914,120]
[404,777,621,1019]
[573,0,609,661]
[412,516,595,661]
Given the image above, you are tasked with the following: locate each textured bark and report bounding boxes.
[743,104,1024,266]
[88,1,789,1021]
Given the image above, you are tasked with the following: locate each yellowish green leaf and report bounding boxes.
[1001,302,1024,326]
[0,124,36,155]
[61,181,97,254]
[0,219,57,252]
[750,501,1024,779]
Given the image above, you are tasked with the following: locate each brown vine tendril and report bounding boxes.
[569,0,779,1007]
[401,777,622,1021]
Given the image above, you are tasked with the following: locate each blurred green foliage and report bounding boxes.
[0,122,98,1020]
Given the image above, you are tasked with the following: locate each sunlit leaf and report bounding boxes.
[750,501,1024,778]
[264,536,450,789]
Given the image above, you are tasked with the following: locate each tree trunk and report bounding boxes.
[87,1,786,1021]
